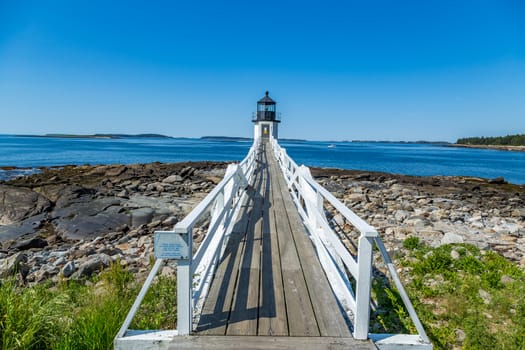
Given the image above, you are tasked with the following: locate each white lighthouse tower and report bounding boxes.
[253,91,280,142]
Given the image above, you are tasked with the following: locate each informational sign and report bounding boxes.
[154,231,190,260]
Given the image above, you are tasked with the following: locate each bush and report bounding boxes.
[403,236,422,250]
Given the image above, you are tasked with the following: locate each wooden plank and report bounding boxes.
[196,197,252,334]
[198,142,351,339]
[268,151,320,337]
[258,147,288,336]
[225,149,265,336]
[196,166,258,335]
[167,335,376,350]
[271,151,352,337]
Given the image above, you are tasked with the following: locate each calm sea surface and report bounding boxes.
[1,135,525,184]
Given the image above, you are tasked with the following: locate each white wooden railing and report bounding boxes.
[269,137,431,349]
[115,137,432,350]
[114,140,259,349]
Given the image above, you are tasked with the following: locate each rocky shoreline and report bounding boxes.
[1,162,524,286]
[0,162,226,284]
[448,144,525,152]
[312,168,525,267]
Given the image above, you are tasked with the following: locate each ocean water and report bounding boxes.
[1,135,525,184]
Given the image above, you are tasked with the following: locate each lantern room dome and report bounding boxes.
[258,91,275,104]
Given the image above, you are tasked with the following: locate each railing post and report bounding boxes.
[315,190,323,214]
[175,226,193,335]
[210,191,225,228]
[354,232,376,340]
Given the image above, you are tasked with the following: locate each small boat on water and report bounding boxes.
[328,144,336,148]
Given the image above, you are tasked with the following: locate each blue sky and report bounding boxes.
[1,0,524,141]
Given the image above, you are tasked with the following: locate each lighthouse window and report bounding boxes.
[258,104,275,112]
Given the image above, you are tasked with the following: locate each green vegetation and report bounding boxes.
[375,237,525,350]
[3,241,524,350]
[0,262,176,350]
[457,134,525,146]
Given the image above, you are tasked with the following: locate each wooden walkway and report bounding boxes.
[192,142,374,349]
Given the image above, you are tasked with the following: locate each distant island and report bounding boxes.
[451,133,525,152]
[201,136,252,141]
[350,140,450,144]
[16,133,173,139]
[201,136,307,142]
[457,134,525,146]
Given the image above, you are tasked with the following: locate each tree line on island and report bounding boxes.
[457,133,525,146]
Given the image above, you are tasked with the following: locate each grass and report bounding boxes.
[0,261,176,350]
[2,239,524,349]
[379,237,525,350]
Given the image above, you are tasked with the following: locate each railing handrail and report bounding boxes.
[115,139,259,341]
[269,137,430,345]
[175,140,258,232]
[176,138,260,334]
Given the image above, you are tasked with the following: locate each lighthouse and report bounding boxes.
[253,91,280,142]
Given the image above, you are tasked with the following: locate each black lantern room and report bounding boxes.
[254,91,280,123]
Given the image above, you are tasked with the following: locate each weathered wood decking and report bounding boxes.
[189,142,375,348]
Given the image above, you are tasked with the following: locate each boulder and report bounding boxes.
[131,208,154,227]
[105,165,127,177]
[0,252,28,278]
[207,176,223,185]
[163,175,183,184]
[54,185,97,208]
[61,261,76,277]
[55,210,130,240]
[11,237,48,251]
[346,193,369,203]
[162,216,179,226]
[190,183,203,191]
[52,197,121,218]
[441,232,464,245]
[489,177,507,185]
[180,166,196,178]
[74,254,111,278]
[0,185,51,225]
[53,198,129,240]
[511,208,525,218]
[405,216,428,228]
[33,264,60,282]
[125,180,141,191]
[394,210,410,222]
[0,213,47,242]
[53,256,67,266]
